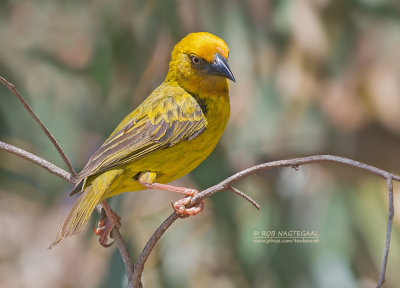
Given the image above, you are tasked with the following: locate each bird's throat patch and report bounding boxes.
[189,92,208,116]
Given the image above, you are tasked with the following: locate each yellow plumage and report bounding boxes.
[51,32,234,247]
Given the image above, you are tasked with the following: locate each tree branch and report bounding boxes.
[111,228,135,288]
[1,133,398,287]
[0,140,74,183]
[132,213,178,288]
[0,140,135,285]
[377,177,395,288]
[228,186,260,210]
[0,76,76,177]
[134,155,398,288]
[190,155,400,203]
[1,75,398,288]
[1,77,134,286]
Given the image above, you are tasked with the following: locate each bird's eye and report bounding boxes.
[190,55,201,65]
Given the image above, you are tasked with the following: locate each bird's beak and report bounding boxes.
[207,53,236,82]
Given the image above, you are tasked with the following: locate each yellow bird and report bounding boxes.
[51,32,235,247]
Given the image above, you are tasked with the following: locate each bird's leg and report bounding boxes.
[94,200,121,247]
[138,171,204,218]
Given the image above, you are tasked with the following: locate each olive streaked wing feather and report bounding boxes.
[73,97,208,185]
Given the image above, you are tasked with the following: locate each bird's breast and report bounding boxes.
[107,90,230,196]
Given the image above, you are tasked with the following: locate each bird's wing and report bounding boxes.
[74,87,207,183]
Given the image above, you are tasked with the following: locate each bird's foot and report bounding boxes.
[138,173,204,217]
[172,195,204,218]
[94,200,121,247]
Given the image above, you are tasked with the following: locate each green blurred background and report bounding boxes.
[1,0,400,287]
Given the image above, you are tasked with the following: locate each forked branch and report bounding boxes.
[134,155,398,288]
[0,76,76,178]
[0,77,397,288]
[0,140,73,182]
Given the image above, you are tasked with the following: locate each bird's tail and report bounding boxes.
[49,170,121,249]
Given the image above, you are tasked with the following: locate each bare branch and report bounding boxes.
[190,155,400,203]
[0,141,135,285]
[94,204,135,287]
[0,140,73,183]
[111,228,135,288]
[1,85,398,288]
[135,155,400,288]
[0,76,76,177]
[133,213,178,288]
[377,177,395,288]
[228,186,260,210]
[0,76,134,288]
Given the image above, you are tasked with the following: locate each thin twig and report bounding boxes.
[377,177,395,288]
[133,213,178,288]
[111,228,135,288]
[228,186,260,210]
[95,204,134,287]
[0,76,76,177]
[0,140,73,183]
[190,155,400,203]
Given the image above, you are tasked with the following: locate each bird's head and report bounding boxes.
[166,32,235,95]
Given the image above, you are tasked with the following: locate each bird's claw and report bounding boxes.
[182,188,198,197]
[94,208,121,247]
[172,196,204,218]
